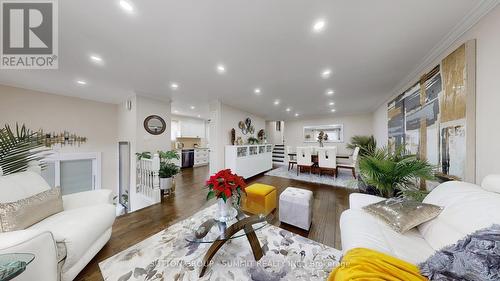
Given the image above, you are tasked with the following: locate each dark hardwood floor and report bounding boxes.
[75,165,355,281]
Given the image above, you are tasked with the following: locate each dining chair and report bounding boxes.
[296,147,313,176]
[318,147,337,177]
[286,146,297,171]
[337,146,360,178]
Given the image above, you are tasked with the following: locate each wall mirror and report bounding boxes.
[144,115,166,135]
[303,124,344,143]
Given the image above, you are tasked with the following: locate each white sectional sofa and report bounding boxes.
[340,175,500,265]
[0,171,116,281]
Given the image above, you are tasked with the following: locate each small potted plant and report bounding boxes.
[158,150,180,191]
[205,169,246,222]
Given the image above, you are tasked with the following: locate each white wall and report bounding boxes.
[135,95,171,153]
[372,5,500,183]
[120,95,171,212]
[208,102,266,173]
[221,103,266,146]
[373,103,388,148]
[0,84,118,191]
[284,114,373,155]
[265,121,284,145]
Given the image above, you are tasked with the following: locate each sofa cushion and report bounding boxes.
[340,208,435,264]
[481,174,500,194]
[0,171,51,203]
[28,204,115,270]
[363,198,442,233]
[0,187,63,232]
[419,181,500,251]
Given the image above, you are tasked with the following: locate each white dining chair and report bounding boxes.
[337,146,360,178]
[296,147,313,176]
[318,147,337,177]
[286,146,297,171]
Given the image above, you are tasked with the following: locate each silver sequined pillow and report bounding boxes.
[0,187,63,232]
[363,197,442,233]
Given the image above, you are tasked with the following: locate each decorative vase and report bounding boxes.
[216,197,237,222]
[159,177,173,190]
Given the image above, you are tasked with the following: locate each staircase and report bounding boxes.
[272,144,285,164]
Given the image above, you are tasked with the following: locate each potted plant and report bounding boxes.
[358,145,435,201]
[247,136,259,145]
[0,124,50,176]
[158,150,180,191]
[205,169,246,222]
[346,135,377,157]
[317,130,325,147]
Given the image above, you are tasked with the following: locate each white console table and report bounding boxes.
[225,145,273,179]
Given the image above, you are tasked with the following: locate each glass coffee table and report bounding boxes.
[0,253,35,281]
[185,207,273,277]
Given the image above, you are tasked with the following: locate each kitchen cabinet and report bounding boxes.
[180,119,206,138]
[194,148,209,167]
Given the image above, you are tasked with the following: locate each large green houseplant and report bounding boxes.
[346,135,377,157]
[158,150,180,191]
[359,145,435,200]
[0,124,48,176]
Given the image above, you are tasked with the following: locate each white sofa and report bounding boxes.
[340,175,500,265]
[0,171,116,281]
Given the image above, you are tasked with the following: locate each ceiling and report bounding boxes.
[0,0,493,120]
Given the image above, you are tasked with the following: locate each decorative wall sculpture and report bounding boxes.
[37,130,88,147]
[387,41,476,182]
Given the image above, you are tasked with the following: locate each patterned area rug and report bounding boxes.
[265,166,359,190]
[99,204,342,281]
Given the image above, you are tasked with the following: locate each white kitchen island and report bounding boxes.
[225,144,273,179]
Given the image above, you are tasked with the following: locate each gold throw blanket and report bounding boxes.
[328,248,428,281]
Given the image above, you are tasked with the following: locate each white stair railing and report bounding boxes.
[136,153,161,204]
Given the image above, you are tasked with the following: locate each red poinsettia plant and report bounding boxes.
[205,169,246,205]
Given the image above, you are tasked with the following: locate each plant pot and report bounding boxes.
[358,176,380,196]
[216,197,237,222]
[160,177,173,190]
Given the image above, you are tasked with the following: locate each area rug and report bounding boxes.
[99,204,341,281]
[265,166,359,190]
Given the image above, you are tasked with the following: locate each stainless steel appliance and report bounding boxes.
[181,149,194,168]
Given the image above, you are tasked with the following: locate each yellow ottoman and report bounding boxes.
[243,183,277,215]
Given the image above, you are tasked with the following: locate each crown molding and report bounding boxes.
[372,0,500,112]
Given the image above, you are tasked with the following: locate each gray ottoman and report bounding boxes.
[279,187,313,230]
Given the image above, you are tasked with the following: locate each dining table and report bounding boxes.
[287,152,350,161]
[286,152,351,174]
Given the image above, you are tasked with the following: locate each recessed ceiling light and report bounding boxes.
[170,83,179,90]
[321,69,332,79]
[313,19,326,33]
[254,88,261,95]
[173,110,179,114]
[329,102,335,106]
[326,89,335,96]
[190,105,195,110]
[331,109,336,112]
[197,115,201,118]
[119,0,134,12]
[295,113,300,117]
[273,100,280,106]
[216,64,226,74]
[286,107,291,112]
[76,80,87,85]
[90,55,103,64]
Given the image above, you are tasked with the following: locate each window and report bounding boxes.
[41,152,101,195]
